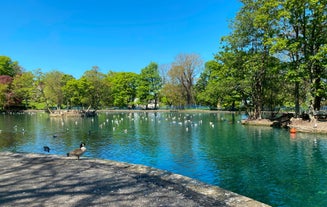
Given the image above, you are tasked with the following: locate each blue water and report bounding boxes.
[0,111,327,207]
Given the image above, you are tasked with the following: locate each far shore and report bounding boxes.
[20,108,242,114]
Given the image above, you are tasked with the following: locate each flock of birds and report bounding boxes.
[86,112,236,140]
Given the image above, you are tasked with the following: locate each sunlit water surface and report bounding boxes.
[0,111,327,207]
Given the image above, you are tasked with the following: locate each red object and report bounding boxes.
[290,128,296,133]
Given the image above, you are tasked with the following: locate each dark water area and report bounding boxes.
[0,111,327,207]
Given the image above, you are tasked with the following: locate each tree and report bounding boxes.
[43,70,72,109]
[159,64,170,85]
[303,0,327,110]
[168,53,203,106]
[216,0,287,118]
[195,60,223,108]
[210,49,255,111]
[0,84,7,110]
[268,0,327,112]
[265,0,309,116]
[0,75,17,110]
[233,0,327,117]
[81,66,108,109]
[137,62,162,109]
[0,56,21,77]
[107,72,138,108]
[31,69,47,109]
[0,75,13,110]
[11,72,35,109]
[160,83,185,108]
[62,78,88,108]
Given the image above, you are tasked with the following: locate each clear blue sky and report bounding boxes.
[1,0,241,78]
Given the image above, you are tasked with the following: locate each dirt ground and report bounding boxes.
[0,152,269,207]
[288,118,327,133]
[242,117,327,134]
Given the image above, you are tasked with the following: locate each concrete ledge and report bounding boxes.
[0,152,270,207]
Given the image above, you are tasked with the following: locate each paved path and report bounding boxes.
[0,152,270,207]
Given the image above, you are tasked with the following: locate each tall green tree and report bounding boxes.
[11,72,35,109]
[43,70,72,109]
[304,0,327,110]
[62,78,88,108]
[217,0,286,118]
[267,0,327,112]
[31,69,47,109]
[195,60,223,108]
[137,62,162,109]
[211,50,254,111]
[266,0,308,115]
[107,71,138,108]
[81,66,108,109]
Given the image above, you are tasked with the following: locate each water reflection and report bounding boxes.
[0,111,327,207]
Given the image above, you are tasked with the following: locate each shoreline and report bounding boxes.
[0,152,270,207]
[242,118,327,134]
[22,109,240,114]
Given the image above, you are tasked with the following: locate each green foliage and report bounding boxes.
[42,70,73,109]
[0,56,21,77]
[107,71,138,108]
[160,83,185,107]
[11,72,35,108]
[195,60,222,107]
[265,0,327,112]
[81,66,108,109]
[0,84,8,110]
[137,62,162,109]
[62,78,87,107]
[208,0,327,118]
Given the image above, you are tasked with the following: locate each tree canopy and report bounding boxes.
[137,62,162,109]
[1,0,327,117]
[0,56,21,77]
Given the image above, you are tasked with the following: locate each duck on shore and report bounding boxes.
[67,143,86,160]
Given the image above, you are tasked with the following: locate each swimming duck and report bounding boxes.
[67,143,86,160]
[43,146,50,152]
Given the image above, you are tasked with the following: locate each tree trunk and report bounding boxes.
[314,96,321,111]
[313,77,322,111]
[294,81,300,117]
[154,94,158,109]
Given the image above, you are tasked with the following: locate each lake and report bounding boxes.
[0,111,326,207]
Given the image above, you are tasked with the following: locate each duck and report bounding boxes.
[43,146,50,152]
[67,143,86,160]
